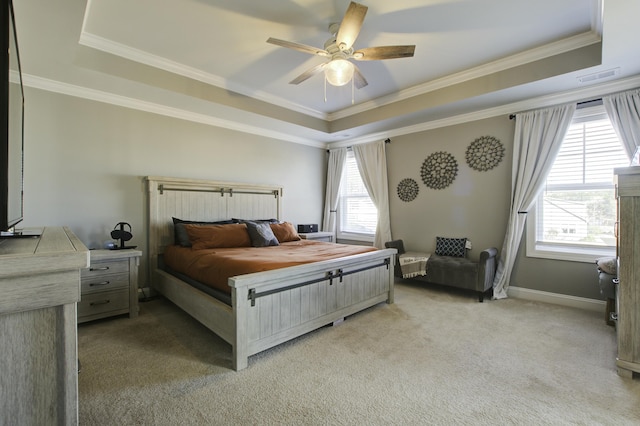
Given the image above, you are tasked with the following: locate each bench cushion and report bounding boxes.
[419,255,479,291]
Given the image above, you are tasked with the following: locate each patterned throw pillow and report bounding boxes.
[435,237,467,257]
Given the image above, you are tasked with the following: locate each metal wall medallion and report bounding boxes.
[465,135,504,171]
[397,178,419,202]
[420,151,458,190]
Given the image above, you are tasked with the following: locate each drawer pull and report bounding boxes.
[90,266,110,271]
[90,300,111,306]
[89,281,110,287]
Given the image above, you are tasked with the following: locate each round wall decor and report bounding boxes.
[397,178,419,202]
[420,151,458,190]
[465,135,504,171]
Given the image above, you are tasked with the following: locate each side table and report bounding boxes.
[78,249,142,323]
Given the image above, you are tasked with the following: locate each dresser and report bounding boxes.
[78,249,142,323]
[0,227,89,425]
[614,166,640,378]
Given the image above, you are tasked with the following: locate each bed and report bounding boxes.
[146,176,396,370]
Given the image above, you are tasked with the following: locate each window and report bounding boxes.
[337,150,377,241]
[527,104,629,262]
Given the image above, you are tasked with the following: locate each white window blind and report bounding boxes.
[533,104,628,254]
[338,150,377,238]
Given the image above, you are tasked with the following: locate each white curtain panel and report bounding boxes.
[492,104,576,299]
[603,88,640,158]
[321,148,347,234]
[353,140,392,249]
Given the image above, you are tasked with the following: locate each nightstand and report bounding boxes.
[298,231,335,242]
[78,249,142,323]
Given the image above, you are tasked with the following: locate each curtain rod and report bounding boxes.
[509,98,603,120]
[327,138,391,153]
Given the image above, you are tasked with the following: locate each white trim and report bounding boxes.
[507,286,605,313]
[72,0,612,145]
[525,243,615,264]
[332,74,640,149]
[328,31,601,121]
[78,31,328,121]
[79,9,600,124]
[525,199,616,264]
[22,74,326,149]
[20,67,640,150]
[336,232,374,244]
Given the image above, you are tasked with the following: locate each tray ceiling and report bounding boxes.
[13,0,640,146]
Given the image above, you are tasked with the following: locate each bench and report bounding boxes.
[386,239,498,302]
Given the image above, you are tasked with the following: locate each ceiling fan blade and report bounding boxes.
[353,45,416,61]
[267,37,329,57]
[336,2,368,51]
[289,62,327,85]
[353,65,368,89]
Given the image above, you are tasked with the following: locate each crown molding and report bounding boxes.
[328,74,640,149]
[21,71,639,152]
[22,73,327,148]
[328,31,602,122]
[78,29,601,126]
[78,31,329,121]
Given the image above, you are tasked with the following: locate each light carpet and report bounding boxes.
[78,280,640,425]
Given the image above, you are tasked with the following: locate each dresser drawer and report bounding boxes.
[78,289,129,321]
[81,259,129,279]
[81,272,129,294]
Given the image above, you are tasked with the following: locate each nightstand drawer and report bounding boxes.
[78,289,129,320]
[81,259,129,278]
[81,272,129,294]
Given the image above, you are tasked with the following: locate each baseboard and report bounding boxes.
[507,286,605,312]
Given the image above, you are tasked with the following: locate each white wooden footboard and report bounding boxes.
[146,176,397,371]
[230,249,395,370]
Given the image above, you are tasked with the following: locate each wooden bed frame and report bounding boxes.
[146,176,396,370]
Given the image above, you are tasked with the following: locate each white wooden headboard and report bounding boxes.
[145,176,283,261]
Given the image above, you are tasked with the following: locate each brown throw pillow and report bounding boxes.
[270,222,301,243]
[185,223,251,249]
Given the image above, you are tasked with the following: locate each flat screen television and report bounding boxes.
[0,0,26,236]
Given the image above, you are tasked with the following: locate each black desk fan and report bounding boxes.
[110,222,137,250]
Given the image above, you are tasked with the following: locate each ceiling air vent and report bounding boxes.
[577,68,620,83]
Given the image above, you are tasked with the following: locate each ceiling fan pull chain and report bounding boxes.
[324,77,327,103]
[352,77,355,105]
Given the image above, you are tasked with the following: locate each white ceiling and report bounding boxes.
[14,0,640,147]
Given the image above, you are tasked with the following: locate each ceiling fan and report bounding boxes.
[267,1,416,89]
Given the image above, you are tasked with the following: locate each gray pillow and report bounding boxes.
[245,221,279,247]
[233,218,280,224]
[172,217,235,247]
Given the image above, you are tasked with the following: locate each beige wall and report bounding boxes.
[22,87,603,300]
[386,116,513,255]
[386,115,602,300]
[22,88,326,287]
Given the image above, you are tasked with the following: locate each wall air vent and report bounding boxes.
[577,67,620,83]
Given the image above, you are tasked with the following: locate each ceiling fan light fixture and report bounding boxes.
[325,59,354,86]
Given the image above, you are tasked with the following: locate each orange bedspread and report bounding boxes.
[163,240,377,295]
